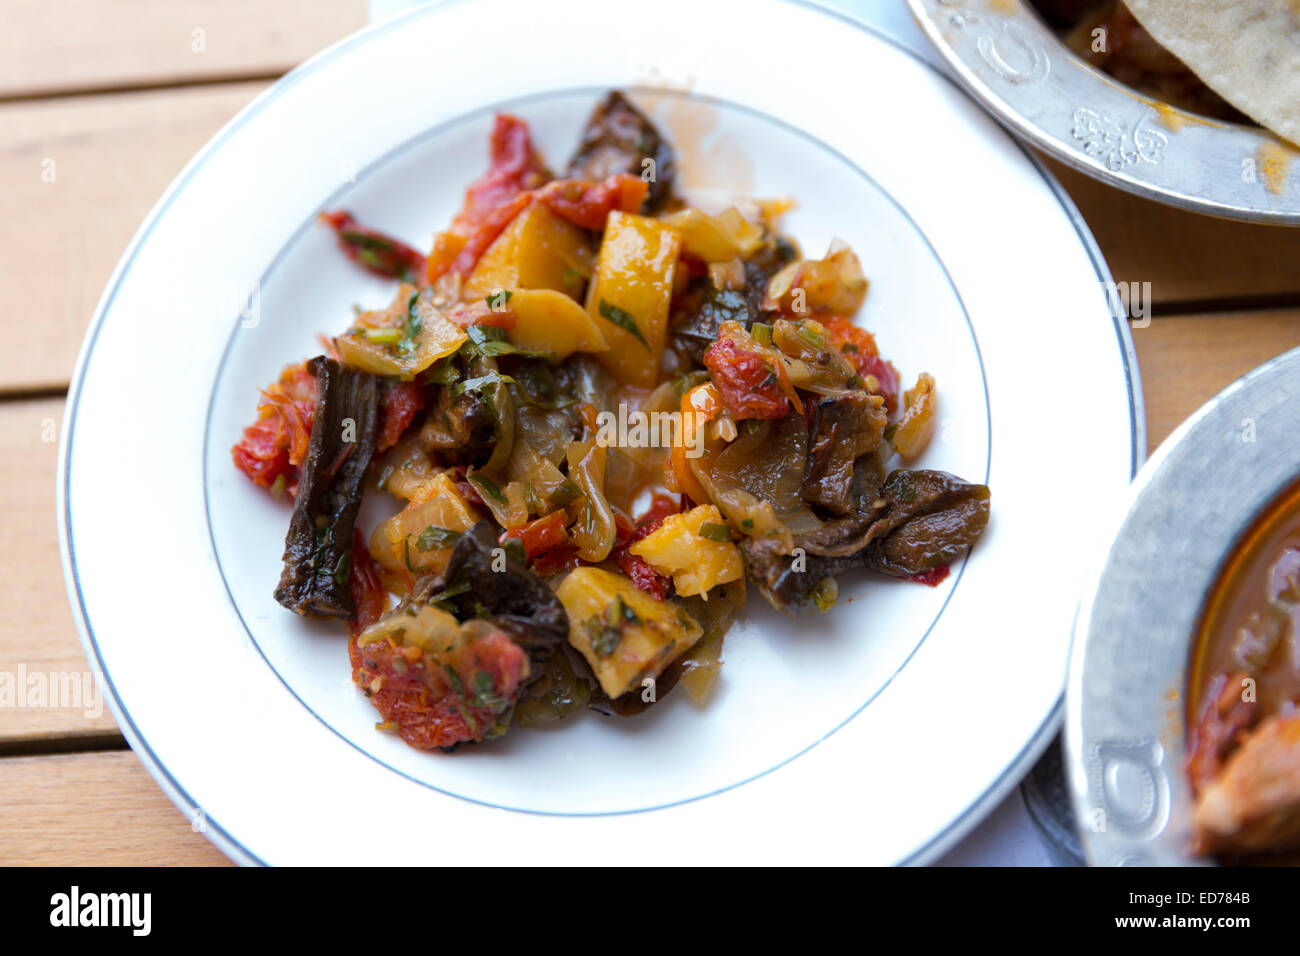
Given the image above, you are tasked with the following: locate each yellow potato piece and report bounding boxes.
[506,289,608,360]
[629,504,744,598]
[557,567,702,699]
[463,202,591,302]
[585,211,681,388]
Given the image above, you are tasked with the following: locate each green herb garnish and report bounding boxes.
[585,616,622,657]
[614,595,640,625]
[332,549,351,585]
[468,472,507,505]
[415,526,460,552]
[484,288,514,311]
[699,522,732,543]
[598,299,649,349]
[466,323,551,360]
[399,291,423,356]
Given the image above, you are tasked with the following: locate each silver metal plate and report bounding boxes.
[1068,345,1300,865]
[908,0,1300,225]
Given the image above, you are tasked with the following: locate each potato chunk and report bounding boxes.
[629,505,744,597]
[506,289,608,360]
[585,211,681,387]
[557,567,702,699]
[462,202,592,302]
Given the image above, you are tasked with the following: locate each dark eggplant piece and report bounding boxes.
[565,90,675,213]
[275,356,381,618]
[862,470,991,577]
[419,378,500,462]
[419,522,568,666]
[742,469,990,607]
[801,392,889,516]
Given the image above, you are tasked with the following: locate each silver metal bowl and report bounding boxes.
[908,0,1300,224]
[1067,345,1300,865]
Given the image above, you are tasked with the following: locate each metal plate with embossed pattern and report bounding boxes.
[1067,346,1300,865]
[908,0,1300,224]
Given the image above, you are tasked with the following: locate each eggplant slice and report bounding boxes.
[419,522,569,668]
[274,356,381,618]
[565,90,676,214]
[743,469,991,608]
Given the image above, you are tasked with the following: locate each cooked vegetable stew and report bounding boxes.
[232,91,991,752]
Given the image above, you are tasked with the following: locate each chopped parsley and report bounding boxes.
[597,299,649,349]
[415,526,460,552]
[468,472,507,505]
[699,522,732,543]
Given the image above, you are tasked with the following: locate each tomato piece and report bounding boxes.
[441,192,533,280]
[618,553,670,600]
[320,210,427,283]
[910,564,950,588]
[822,315,878,361]
[428,114,552,282]
[376,381,426,453]
[703,334,790,420]
[608,496,680,599]
[349,624,528,750]
[859,354,901,416]
[451,114,551,237]
[231,360,318,491]
[536,174,648,231]
[347,527,387,637]
[502,510,568,558]
[821,316,900,414]
[531,544,581,578]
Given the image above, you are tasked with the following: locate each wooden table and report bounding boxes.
[3,2,1298,866]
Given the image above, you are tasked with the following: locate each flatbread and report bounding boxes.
[1124,0,1300,144]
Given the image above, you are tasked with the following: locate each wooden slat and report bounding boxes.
[0,751,231,865]
[0,0,367,99]
[1047,158,1300,309]
[1133,309,1300,452]
[0,82,266,391]
[0,398,118,744]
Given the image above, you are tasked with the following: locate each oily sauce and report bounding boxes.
[1189,479,1300,738]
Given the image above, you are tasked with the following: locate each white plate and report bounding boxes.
[59,0,1141,865]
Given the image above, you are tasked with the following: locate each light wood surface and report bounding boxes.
[0,398,118,744]
[1,1,1297,865]
[0,82,267,392]
[0,1,367,98]
[1134,310,1300,451]
[0,751,231,865]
